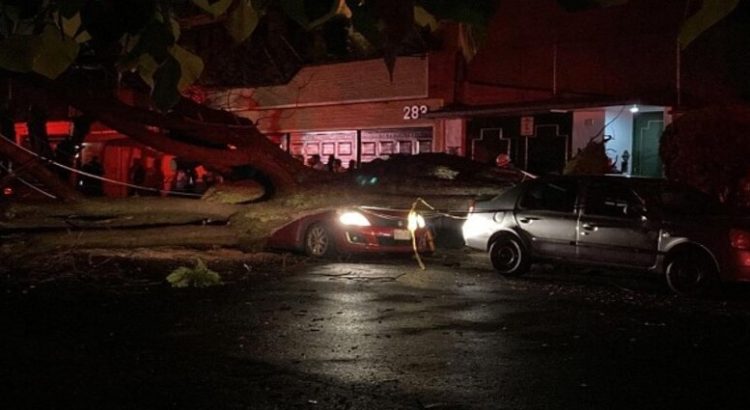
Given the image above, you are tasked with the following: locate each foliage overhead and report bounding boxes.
[0,0,498,111]
[660,105,750,204]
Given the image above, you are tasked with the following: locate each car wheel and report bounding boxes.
[489,235,530,276]
[304,223,335,257]
[665,251,717,296]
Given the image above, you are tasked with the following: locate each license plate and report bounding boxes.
[393,229,411,240]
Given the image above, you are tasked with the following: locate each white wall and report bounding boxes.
[572,110,606,155]
[604,106,634,174]
[442,118,465,155]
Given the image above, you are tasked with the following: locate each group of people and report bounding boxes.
[127,158,167,196]
[303,154,357,173]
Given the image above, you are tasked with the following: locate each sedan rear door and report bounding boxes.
[576,180,659,268]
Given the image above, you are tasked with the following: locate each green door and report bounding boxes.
[632,112,664,177]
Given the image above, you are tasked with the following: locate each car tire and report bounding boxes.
[304,223,335,258]
[489,235,530,276]
[665,250,717,296]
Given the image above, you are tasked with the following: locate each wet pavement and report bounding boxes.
[3,250,750,409]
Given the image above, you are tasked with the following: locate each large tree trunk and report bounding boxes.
[20,75,325,194]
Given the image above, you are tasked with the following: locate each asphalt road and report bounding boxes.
[3,250,750,409]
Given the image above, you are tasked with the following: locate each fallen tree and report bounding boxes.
[0,154,522,264]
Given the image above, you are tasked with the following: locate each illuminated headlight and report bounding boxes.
[339,211,371,226]
[407,211,426,231]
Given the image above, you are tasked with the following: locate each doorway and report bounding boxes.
[632,112,664,177]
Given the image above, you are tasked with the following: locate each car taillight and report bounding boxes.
[730,229,750,250]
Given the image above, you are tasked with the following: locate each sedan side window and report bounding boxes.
[584,183,642,218]
[519,180,577,213]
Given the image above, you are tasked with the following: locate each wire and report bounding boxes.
[0,162,58,199]
[1,136,203,198]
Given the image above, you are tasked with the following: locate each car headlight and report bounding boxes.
[407,211,426,231]
[339,211,371,226]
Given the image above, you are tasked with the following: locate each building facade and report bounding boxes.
[204,54,467,169]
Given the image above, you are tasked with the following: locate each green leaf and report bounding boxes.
[225,0,259,43]
[74,30,92,43]
[414,5,438,32]
[191,0,234,17]
[170,45,204,92]
[32,25,80,79]
[125,20,175,64]
[417,0,496,28]
[61,12,82,38]
[0,35,40,73]
[57,0,88,18]
[307,0,349,29]
[166,259,222,288]
[557,0,628,12]
[346,0,381,47]
[280,0,308,27]
[136,53,160,89]
[170,17,181,41]
[679,0,740,49]
[152,55,182,110]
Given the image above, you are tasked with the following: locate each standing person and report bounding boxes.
[54,137,77,182]
[307,154,326,170]
[143,159,165,196]
[348,159,357,171]
[79,156,104,196]
[128,158,146,196]
[332,158,345,173]
[172,168,188,194]
[326,154,336,172]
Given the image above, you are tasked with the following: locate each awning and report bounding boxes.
[424,97,649,119]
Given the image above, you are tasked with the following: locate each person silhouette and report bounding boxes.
[79,156,104,196]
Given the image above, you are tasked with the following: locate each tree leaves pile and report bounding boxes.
[166,258,222,288]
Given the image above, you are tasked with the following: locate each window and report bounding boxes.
[418,140,432,153]
[338,142,352,155]
[584,183,641,218]
[322,143,335,155]
[380,141,394,154]
[519,180,577,213]
[304,143,319,155]
[362,142,376,155]
[398,141,412,154]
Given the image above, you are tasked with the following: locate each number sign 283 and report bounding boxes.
[403,105,428,120]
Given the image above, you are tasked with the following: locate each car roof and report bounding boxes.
[536,174,663,183]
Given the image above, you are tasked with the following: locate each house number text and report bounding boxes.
[403,105,429,120]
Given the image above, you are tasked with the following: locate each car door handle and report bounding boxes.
[519,217,540,224]
[580,223,598,235]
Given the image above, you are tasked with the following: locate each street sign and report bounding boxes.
[520,116,535,136]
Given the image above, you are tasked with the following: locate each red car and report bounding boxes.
[267,207,434,257]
